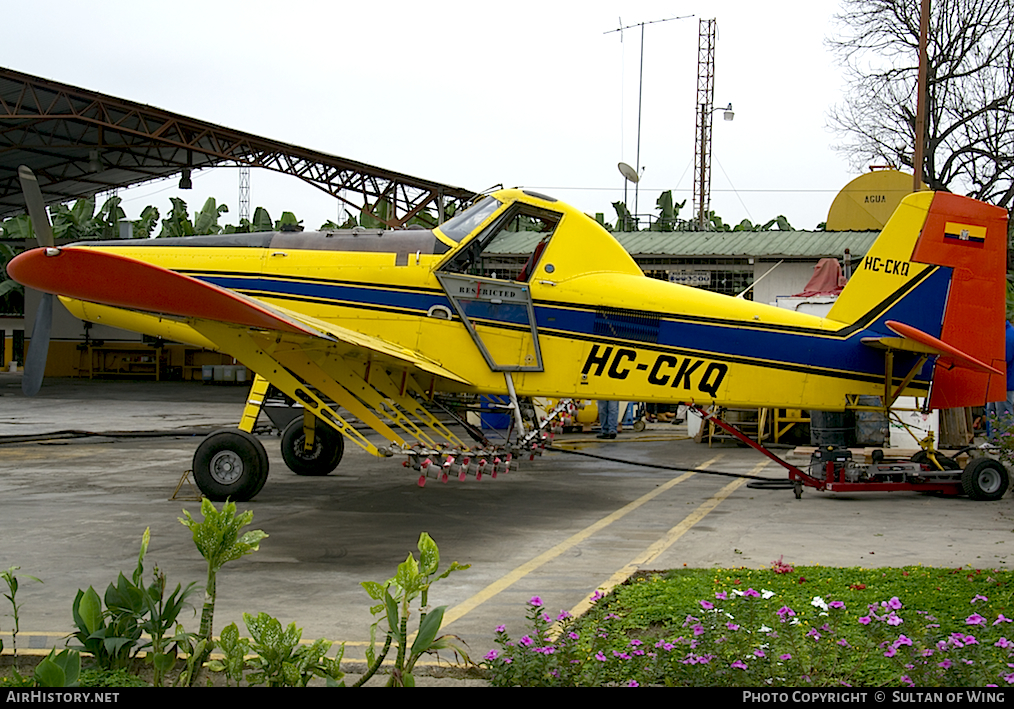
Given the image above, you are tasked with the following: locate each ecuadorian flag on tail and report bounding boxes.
[943,221,987,244]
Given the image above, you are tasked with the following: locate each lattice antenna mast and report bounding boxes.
[238,167,251,223]
[694,18,716,229]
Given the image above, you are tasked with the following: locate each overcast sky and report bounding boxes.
[5,0,868,231]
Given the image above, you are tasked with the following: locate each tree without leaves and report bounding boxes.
[827,0,1014,207]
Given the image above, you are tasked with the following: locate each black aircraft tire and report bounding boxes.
[281,418,345,476]
[193,429,270,502]
[961,457,1009,501]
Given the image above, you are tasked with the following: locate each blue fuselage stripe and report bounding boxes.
[193,267,949,382]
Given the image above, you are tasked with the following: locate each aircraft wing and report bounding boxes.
[8,245,471,385]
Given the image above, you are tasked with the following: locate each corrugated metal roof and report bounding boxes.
[486,229,880,258]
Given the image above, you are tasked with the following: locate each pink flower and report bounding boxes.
[744,588,760,597]
[627,680,639,687]
[972,594,989,604]
[529,596,543,607]
[995,615,1013,625]
[484,649,499,661]
[595,652,606,662]
[967,613,987,626]
[779,653,792,661]
[700,600,714,610]
[829,600,845,610]
[495,625,506,633]
[777,606,796,619]
[731,660,748,670]
[715,591,728,600]
[859,616,872,625]
[887,597,903,610]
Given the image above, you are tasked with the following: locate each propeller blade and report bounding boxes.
[22,292,53,396]
[17,165,54,248]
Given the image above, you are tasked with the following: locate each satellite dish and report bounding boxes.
[618,162,640,184]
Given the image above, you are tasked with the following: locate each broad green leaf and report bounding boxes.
[418,532,439,576]
[411,606,445,657]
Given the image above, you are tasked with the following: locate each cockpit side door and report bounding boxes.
[436,203,561,372]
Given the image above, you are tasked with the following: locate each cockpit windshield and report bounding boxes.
[436,197,503,243]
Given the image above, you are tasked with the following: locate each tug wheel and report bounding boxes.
[961,457,1009,501]
[193,429,269,502]
[281,418,345,476]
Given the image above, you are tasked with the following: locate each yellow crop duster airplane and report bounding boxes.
[7,167,1010,501]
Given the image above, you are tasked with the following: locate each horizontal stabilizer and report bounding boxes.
[863,320,1004,376]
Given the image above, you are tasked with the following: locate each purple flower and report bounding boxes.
[595,652,606,662]
[484,649,499,661]
[692,624,705,636]
[556,610,572,621]
[529,596,543,607]
[894,634,913,648]
[700,600,714,610]
[495,625,505,633]
[939,659,953,670]
[568,632,579,640]
[887,613,903,626]
[884,647,897,658]
[726,622,740,631]
[997,637,1013,649]
[743,588,760,597]
[627,680,639,687]
[519,635,534,647]
[591,590,605,602]
[995,615,1012,625]
[779,653,792,661]
[859,616,872,625]
[967,613,987,626]
[715,591,728,600]
[777,606,796,619]
[731,660,748,670]
[829,600,845,610]
[887,597,903,610]
[754,649,766,658]
[630,639,643,646]
[972,594,989,604]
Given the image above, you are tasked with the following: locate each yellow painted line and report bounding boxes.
[441,455,723,629]
[564,460,768,624]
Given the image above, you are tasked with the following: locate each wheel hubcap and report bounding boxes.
[295,435,323,461]
[978,468,1002,494]
[210,450,244,485]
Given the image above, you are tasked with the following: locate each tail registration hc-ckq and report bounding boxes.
[7,166,1009,501]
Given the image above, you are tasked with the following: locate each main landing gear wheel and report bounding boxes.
[193,429,269,502]
[280,418,345,476]
[961,457,1009,501]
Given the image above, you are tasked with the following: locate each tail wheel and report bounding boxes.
[193,429,269,502]
[961,457,1009,501]
[280,418,345,476]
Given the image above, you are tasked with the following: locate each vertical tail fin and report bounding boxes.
[828,191,1008,409]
